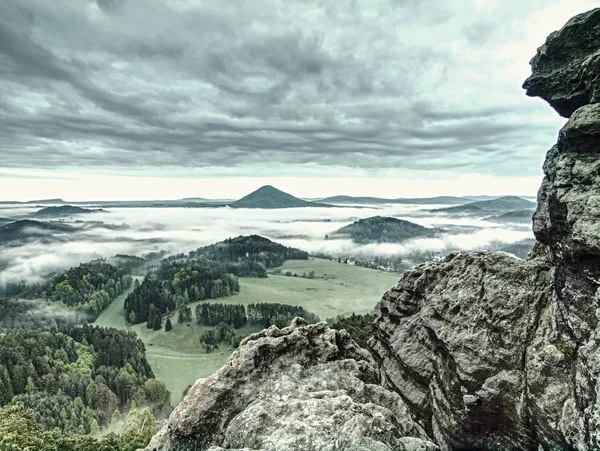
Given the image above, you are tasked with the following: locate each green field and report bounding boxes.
[213,258,398,320]
[94,259,399,403]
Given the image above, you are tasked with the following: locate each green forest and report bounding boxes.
[0,325,169,450]
[0,261,133,320]
[0,258,170,450]
[124,262,240,325]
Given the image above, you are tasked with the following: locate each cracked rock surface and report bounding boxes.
[372,8,599,450]
[144,319,436,451]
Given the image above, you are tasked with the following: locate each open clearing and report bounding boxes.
[213,258,398,320]
[94,258,399,403]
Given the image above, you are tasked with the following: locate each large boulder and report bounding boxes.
[144,318,436,451]
[522,8,600,118]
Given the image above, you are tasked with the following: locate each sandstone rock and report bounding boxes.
[371,8,600,449]
[522,8,600,117]
[144,318,437,451]
[370,252,555,450]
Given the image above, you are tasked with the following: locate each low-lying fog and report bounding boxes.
[0,203,534,285]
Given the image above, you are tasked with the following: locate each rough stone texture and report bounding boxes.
[522,8,600,118]
[372,8,600,450]
[144,318,437,451]
[370,252,556,450]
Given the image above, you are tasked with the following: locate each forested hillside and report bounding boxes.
[124,262,240,325]
[42,262,133,319]
[184,235,309,276]
[0,325,168,436]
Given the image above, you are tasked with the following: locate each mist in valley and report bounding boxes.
[0,201,534,287]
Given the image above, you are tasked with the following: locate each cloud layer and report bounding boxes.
[0,203,533,284]
[1,0,596,179]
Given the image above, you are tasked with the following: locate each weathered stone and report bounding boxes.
[370,252,554,450]
[534,103,600,263]
[522,8,600,117]
[144,319,436,451]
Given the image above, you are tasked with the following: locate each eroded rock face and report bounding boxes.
[370,252,556,450]
[144,318,437,451]
[372,8,600,450]
[522,8,600,118]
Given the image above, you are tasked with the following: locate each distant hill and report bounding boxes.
[485,210,535,223]
[30,205,105,218]
[0,198,66,205]
[0,220,75,244]
[333,216,441,243]
[319,195,473,205]
[168,234,309,277]
[229,185,332,209]
[431,196,536,214]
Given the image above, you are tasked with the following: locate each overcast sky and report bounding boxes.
[0,0,596,200]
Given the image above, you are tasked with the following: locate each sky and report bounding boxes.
[0,0,596,201]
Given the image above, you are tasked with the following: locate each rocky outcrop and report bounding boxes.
[372,8,600,450]
[522,8,599,117]
[144,9,599,451]
[145,318,437,451]
[370,252,555,449]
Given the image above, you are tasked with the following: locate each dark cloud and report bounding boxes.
[0,0,575,177]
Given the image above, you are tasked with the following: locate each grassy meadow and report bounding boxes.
[94,258,399,403]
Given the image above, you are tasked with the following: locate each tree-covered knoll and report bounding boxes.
[333,216,440,244]
[175,234,309,277]
[124,262,240,325]
[0,261,133,320]
[30,205,106,217]
[0,325,169,437]
[0,219,76,245]
[110,254,149,274]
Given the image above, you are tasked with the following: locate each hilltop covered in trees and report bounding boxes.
[0,219,76,245]
[41,262,133,320]
[333,216,440,243]
[182,235,309,277]
[0,261,133,320]
[30,205,106,218]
